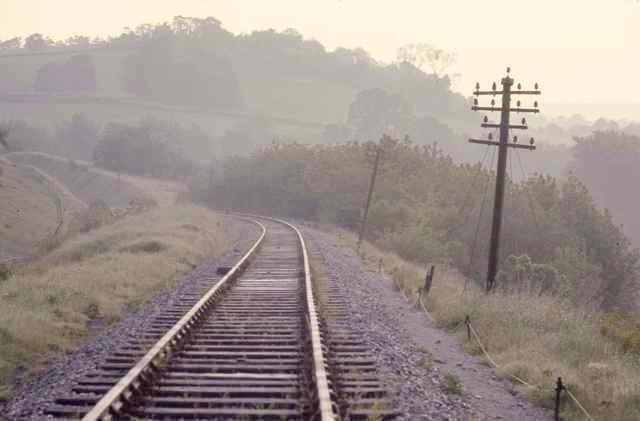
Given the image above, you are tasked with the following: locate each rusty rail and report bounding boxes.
[69,215,338,420]
[272,217,335,420]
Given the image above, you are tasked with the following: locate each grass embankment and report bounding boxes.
[0,204,230,400]
[0,157,85,260]
[326,227,640,421]
[5,151,164,207]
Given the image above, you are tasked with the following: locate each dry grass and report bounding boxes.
[325,226,640,421]
[0,204,230,399]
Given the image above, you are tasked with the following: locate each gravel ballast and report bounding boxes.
[304,226,551,421]
[0,217,260,421]
[2,218,551,420]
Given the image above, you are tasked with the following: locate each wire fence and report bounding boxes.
[464,316,596,420]
[376,255,597,420]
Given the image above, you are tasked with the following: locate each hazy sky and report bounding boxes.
[1,0,639,118]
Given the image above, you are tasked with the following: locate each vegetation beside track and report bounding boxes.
[332,229,640,421]
[200,139,639,312]
[199,138,640,420]
[0,204,230,400]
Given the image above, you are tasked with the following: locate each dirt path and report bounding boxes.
[305,227,551,420]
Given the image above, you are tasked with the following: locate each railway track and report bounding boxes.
[45,216,394,420]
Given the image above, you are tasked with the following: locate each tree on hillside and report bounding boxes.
[573,131,640,246]
[345,88,457,149]
[34,54,97,93]
[93,119,197,180]
[348,88,413,141]
[0,37,21,51]
[122,34,172,98]
[121,28,241,108]
[0,120,53,152]
[64,36,91,47]
[24,33,52,51]
[396,43,456,76]
[557,172,638,310]
[67,54,97,90]
[217,114,275,156]
[55,112,100,160]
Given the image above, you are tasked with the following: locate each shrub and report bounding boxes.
[600,310,640,357]
[120,240,167,254]
[443,372,463,394]
[0,264,11,281]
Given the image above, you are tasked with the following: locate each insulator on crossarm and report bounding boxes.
[522,117,526,125]
[535,82,539,90]
[534,101,539,108]
[517,83,522,90]
[517,100,521,107]
[488,133,493,140]
[483,116,488,123]
[530,137,535,145]
[476,82,480,90]
[474,98,478,106]
[513,136,518,143]
[492,82,497,91]
[491,99,495,106]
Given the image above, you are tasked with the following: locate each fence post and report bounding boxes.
[465,315,471,341]
[423,265,435,295]
[555,377,564,421]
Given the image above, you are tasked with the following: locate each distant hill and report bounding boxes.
[0,17,475,157]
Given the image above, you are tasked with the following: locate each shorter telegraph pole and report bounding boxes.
[0,126,10,150]
[357,135,385,249]
[469,67,541,292]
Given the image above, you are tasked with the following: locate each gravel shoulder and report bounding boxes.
[0,216,259,421]
[305,226,552,421]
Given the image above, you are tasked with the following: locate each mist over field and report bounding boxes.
[1,2,640,420]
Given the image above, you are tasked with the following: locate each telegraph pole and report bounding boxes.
[469,68,541,292]
[357,135,385,249]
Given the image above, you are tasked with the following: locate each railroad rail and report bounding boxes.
[46,216,394,420]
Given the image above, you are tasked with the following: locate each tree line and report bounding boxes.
[2,16,471,131]
[1,113,207,180]
[196,138,639,312]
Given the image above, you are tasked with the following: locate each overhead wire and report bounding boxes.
[516,149,541,233]
[443,145,491,238]
[508,132,514,184]
[467,144,497,275]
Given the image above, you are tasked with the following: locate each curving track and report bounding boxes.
[45,216,394,420]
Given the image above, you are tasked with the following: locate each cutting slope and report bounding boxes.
[4,151,174,207]
[0,157,86,260]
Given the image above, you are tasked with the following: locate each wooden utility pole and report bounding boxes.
[357,135,385,249]
[469,68,541,292]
